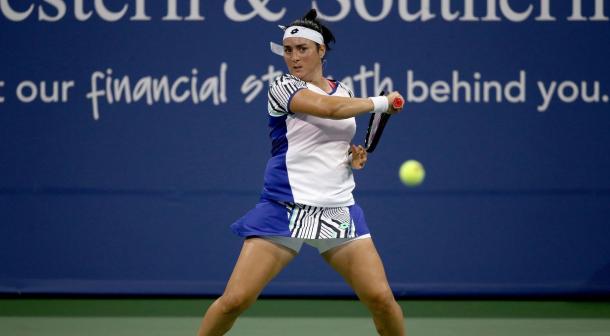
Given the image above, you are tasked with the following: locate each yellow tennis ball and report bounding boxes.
[399,160,425,187]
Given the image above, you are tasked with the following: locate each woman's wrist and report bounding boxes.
[369,96,388,114]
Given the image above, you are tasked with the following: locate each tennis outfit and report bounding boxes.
[230,74,371,253]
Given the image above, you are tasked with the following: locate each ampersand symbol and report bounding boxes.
[224,0,286,22]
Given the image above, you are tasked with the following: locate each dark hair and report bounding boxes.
[288,9,336,53]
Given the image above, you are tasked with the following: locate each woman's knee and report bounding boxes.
[217,292,257,316]
[361,287,398,315]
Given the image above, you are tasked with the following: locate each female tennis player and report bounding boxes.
[198,9,405,336]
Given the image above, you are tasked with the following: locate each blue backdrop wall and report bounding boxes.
[1,1,609,297]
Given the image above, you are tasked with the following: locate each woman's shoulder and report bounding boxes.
[267,74,309,116]
[271,73,307,88]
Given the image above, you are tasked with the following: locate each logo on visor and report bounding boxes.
[290,28,299,34]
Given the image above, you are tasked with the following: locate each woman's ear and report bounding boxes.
[318,44,326,59]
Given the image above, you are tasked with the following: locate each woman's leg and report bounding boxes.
[197,237,297,336]
[322,237,406,336]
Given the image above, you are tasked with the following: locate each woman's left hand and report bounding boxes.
[351,144,368,170]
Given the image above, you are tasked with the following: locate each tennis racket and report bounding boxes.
[364,92,403,153]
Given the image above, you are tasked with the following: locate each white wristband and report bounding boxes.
[369,96,388,114]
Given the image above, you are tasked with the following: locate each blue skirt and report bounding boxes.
[230,198,370,239]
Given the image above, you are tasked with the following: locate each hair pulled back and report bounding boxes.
[288,9,336,53]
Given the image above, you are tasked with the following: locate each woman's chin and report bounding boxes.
[290,70,307,80]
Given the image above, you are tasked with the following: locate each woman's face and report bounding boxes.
[283,37,325,82]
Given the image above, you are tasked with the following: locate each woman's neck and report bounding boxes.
[309,75,332,94]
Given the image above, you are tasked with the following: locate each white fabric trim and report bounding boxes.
[262,234,372,254]
[283,25,324,45]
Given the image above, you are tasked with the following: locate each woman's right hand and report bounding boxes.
[386,92,405,114]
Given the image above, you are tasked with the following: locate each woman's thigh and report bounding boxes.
[223,237,297,300]
[321,237,394,299]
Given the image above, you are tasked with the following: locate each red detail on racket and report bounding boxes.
[392,97,404,109]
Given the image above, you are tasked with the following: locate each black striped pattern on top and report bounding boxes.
[268,74,308,115]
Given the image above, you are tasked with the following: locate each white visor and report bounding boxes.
[282,26,324,45]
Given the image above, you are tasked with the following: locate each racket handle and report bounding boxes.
[392,97,404,109]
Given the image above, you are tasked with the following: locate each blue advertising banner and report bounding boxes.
[1,1,609,297]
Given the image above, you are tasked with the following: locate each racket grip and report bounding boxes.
[392,97,404,109]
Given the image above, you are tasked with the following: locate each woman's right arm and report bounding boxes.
[289,89,404,120]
